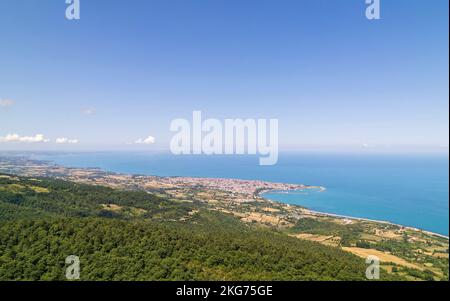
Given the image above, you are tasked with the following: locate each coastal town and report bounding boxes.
[0,155,448,280]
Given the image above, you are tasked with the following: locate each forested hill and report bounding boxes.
[0,174,396,280]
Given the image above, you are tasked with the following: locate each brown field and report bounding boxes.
[375,229,402,239]
[241,212,280,226]
[432,253,449,259]
[342,247,423,270]
[291,233,341,247]
[262,207,280,213]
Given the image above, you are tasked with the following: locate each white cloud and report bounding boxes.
[0,133,50,143]
[134,136,155,145]
[0,99,14,107]
[82,108,96,115]
[56,137,79,144]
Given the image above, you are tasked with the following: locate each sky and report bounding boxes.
[0,0,448,152]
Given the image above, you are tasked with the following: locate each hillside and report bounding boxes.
[0,173,391,281]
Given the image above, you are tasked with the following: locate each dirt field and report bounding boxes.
[342,247,423,270]
[241,212,280,226]
[375,229,402,239]
[290,233,341,247]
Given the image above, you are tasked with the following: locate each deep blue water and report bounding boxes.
[33,152,449,236]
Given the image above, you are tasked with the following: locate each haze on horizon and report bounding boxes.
[0,0,448,153]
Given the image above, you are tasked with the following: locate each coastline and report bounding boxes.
[18,154,448,231]
[259,189,449,240]
[1,155,448,240]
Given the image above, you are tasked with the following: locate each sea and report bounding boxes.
[32,151,449,236]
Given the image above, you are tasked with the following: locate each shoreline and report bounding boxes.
[1,155,448,240]
[259,189,449,240]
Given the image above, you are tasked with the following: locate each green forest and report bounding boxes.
[0,174,397,280]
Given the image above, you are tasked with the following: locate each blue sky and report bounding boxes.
[0,0,448,152]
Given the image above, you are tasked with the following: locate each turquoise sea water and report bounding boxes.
[33,152,449,236]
